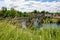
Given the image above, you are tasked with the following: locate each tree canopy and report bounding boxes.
[0,7,60,18]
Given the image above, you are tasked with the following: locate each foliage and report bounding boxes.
[0,7,33,18]
[0,7,60,23]
[0,21,60,40]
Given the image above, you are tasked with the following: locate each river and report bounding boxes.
[21,21,60,29]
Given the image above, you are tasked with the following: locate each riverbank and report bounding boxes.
[0,21,60,40]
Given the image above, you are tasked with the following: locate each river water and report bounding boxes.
[40,23,60,28]
[21,21,60,29]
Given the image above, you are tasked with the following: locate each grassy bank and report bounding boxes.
[0,21,60,40]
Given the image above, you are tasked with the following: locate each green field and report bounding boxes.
[0,21,60,40]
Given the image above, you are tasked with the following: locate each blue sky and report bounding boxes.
[25,0,60,2]
[0,0,60,12]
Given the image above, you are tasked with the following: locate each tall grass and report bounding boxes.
[0,21,60,40]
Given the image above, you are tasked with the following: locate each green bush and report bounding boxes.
[0,21,60,40]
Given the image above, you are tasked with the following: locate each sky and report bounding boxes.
[0,0,60,12]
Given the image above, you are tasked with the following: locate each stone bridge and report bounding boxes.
[11,14,60,29]
[12,15,45,29]
[17,15,44,22]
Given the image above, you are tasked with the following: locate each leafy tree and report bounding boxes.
[33,10,38,13]
[0,7,7,18]
[41,10,45,14]
[1,7,7,12]
[45,11,49,14]
[5,10,11,17]
[9,8,16,18]
[16,11,23,17]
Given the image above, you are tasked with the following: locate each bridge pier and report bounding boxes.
[14,16,45,29]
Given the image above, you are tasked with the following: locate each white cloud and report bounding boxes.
[0,0,60,12]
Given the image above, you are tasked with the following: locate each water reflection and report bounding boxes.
[34,23,60,29]
[21,21,26,29]
[33,21,38,27]
[43,23,59,28]
[37,22,43,29]
[21,21,60,29]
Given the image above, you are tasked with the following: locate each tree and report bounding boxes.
[41,10,45,14]
[0,7,7,18]
[10,8,16,18]
[1,7,7,12]
[33,10,38,13]
[16,11,22,17]
[5,10,10,17]
[45,11,49,14]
